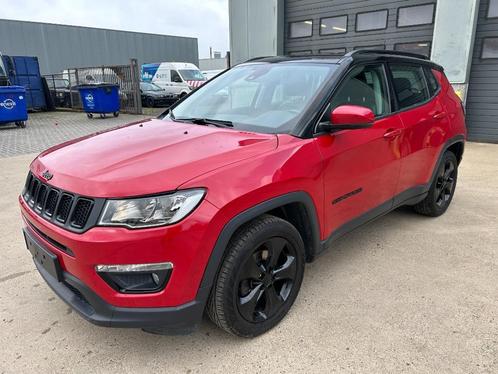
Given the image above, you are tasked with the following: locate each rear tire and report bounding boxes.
[207,214,305,337]
[87,113,93,119]
[413,151,458,217]
[113,111,119,117]
[15,121,26,128]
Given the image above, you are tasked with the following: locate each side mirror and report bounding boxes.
[319,105,375,132]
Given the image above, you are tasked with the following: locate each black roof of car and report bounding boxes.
[244,49,443,71]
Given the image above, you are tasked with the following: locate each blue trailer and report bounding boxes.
[1,55,46,111]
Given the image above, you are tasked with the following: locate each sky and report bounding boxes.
[0,0,229,58]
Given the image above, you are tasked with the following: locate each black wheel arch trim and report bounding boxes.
[196,191,321,296]
[428,135,465,186]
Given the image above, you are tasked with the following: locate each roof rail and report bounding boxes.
[243,56,274,63]
[346,49,429,61]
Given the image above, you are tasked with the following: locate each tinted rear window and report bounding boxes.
[390,64,429,109]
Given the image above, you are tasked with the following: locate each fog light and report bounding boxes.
[96,262,173,294]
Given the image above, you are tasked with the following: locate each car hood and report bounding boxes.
[31,119,278,198]
[145,90,170,97]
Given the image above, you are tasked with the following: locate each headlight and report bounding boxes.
[98,189,205,228]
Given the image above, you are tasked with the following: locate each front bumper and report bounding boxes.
[21,209,215,331]
[19,191,222,330]
[33,253,205,331]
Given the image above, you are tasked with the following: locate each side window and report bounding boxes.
[424,68,440,97]
[329,64,390,117]
[390,64,429,109]
[171,70,182,83]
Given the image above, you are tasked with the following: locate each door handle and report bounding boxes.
[383,128,402,139]
[433,111,447,120]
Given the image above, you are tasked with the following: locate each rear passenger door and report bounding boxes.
[388,63,449,197]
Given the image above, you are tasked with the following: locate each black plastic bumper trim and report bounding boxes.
[33,259,206,332]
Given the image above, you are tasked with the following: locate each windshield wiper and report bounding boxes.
[175,117,233,128]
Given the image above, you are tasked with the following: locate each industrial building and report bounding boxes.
[229,0,498,143]
[0,18,199,75]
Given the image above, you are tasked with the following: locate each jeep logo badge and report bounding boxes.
[42,170,53,181]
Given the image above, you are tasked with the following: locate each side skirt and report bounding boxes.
[316,185,429,257]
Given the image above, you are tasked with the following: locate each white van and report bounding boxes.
[141,62,206,98]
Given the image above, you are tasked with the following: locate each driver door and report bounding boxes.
[315,63,404,238]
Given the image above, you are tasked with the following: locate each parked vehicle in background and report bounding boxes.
[63,68,121,86]
[19,50,466,338]
[62,68,129,104]
[202,69,224,81]
[140,81,175,107]
[46,78,71,107]
[141,62,206,99]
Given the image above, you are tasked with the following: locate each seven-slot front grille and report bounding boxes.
[22,172,102,233]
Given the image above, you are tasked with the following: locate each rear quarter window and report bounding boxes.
[424,68,440,96]
[390,64,429,110]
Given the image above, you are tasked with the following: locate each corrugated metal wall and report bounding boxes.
[284,0,435,55]
[229,0,284,65]
[0,19,199,75]
[465,0,498,143]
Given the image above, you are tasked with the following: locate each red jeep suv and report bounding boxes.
[20,50,466,337]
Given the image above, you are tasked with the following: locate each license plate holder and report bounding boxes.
[23,229,63,282]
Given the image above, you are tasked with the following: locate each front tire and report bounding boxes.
[207,215,305,337]
[414,151,458,217]
[146,97,155,108]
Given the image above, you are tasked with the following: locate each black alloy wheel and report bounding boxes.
[435,158,456,208]
[207,215,305,337]
[413,151,458,217]
[237,237,297,323]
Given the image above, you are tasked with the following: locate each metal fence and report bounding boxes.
[44,59,142,114]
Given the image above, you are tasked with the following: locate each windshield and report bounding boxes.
[0,64,5,77]
[141,82,163,91]
[52,79,69,89]
[171,63,336,134]
[179,69,205,81]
